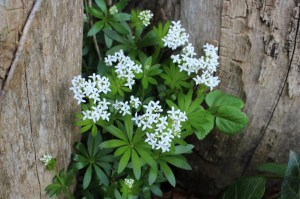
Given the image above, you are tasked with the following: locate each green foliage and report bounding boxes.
[280,151,300,199]
[45,169,76,199]
[221,177,266,199]
[44,0,249,198]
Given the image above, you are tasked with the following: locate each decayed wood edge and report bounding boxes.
[241,5,300,175]
[0,0,45,101]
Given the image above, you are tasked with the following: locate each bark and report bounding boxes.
[131,0,300,196]
[0,1,82,198]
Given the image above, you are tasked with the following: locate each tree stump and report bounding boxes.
[0,1,82,198]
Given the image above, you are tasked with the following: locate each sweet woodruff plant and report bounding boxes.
[42,0,248,198]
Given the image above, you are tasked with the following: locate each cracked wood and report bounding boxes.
[0,0,82,198]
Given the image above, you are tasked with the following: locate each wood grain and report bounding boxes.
[0,0,82,198]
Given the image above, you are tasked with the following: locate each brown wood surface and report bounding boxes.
[0,1,82,198]
[131,0,300,196]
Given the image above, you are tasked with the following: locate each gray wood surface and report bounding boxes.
[0,1,82,198]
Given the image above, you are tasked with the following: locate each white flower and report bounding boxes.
[138,10,153,27]
[109,5,118,15]
[70,74,111,104]
[193,71,220,90]
[113,101,131,116]
[39,154,54,166]
[162,21,189,50]
[125,178,135,188]
[82,98,111,122]
[104,50,142,89]
[130,96,142,109]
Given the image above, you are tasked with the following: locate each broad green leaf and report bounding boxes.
[112,13,131,21]
[280,151,300,199]
[257,163,287,177]
[166,100,179,109]
[104,34,113,48]
[75,119,92,126]
[142,78,148,89]
[124,115,133,141]
[188,110,214,140]
[106,44,130,55]
[137,149,156,168]
[80,124,93,133]
[105,125,128,142]
[95,0,107,13]
[148,166,158,185]
[88,7,104,18]
[163,144,194,155]
[83,165,92,189]
[103,29,129,44]
[131,149,141,179]
[110,21,129,35]
[91,124,97,136]
[160,161,176,187]
[73,161,89,170]
[216,106,248,134]
[118,148,131,173]
[87,21,104,36]
[94,165,109,186]
[205,90,245,109]
[150,185,163,197]
[162,156,192,170]
[114,145,129,157]
[100,139,127,148]
[221,177,266,199]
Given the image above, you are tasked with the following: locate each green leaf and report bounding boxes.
[110,21,129,35]
[142,78,148,89]
[166,100,179,109]
[114,145,129,157]
[95,0,107,13]
[100,139,127,148]
[94,165,109,186]
[280,151,300,199]
[137,149,156,168]
[131,149,141,179]
[80,124,93,134]
[88,7,104,19]
[105,125,128,142]
[150,185,163,197]
[118,148,131,173]
[75,143,89,157]
[148,166,158,185]
[106,44,130,55]
[162,156,192,170]
[205,90,245,109]
[216,106,248,134]
[160,161,176,187]
[75,119,92,126]
[83,165,92,189]
[221,177,266,199]
[112,13,131,21]
[74,161,89,170]
[104,29,129,44]
[164,144,194,155]
[91,124,97,136]
[256,163,287,177]
[124,115,133,141]
[87,21,104,36]
[104,34,113,48]
[188,110,214,140]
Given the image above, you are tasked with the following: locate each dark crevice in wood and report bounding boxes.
[242,5,300,175]
[24,69,42,199]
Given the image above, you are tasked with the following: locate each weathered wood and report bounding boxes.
[130,0,300,196]
[0,0,82,198]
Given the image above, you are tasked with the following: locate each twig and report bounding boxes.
[0,0,45,100]
[88,0,102,61]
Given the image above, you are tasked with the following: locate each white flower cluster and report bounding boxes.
[104,50,142,89]
[162,21,189,50]
[39,154,54,166]
[138,10,153,27]
[133,101,187,152]
[112,96,142,116]
[171,41,220,90]
[82,98,111,122]
[70,74,111,104]
[70,74,112,122]
[125,178,134,188]
[193,43,220,90]
[109,5,118,15]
